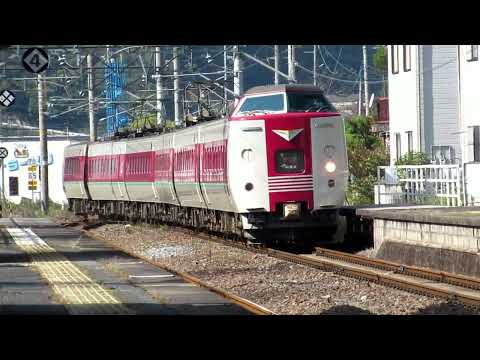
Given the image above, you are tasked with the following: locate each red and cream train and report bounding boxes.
[63,84,348,243]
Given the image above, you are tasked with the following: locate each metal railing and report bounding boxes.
[376,165,464,206]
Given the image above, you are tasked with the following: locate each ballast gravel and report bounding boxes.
[88,223,480,315]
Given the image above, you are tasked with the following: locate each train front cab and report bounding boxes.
[228,85,348,243]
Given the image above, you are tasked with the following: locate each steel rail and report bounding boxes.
[67,218,480,311]
[150,226,480,310]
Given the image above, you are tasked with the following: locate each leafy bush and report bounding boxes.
[345,116,389,205]
[395,151,430,166]
[129,114,157,130]
[1,198,71,218]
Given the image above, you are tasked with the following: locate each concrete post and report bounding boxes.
[38,73,48,214]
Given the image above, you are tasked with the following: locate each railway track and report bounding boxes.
[144,224,480,310]
[67,217,480,311]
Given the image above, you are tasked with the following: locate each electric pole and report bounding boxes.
[224,45,228,114]
[313,45,317,86]
[358,68,362,116]
[274,45,280,85]
[155,46,166,127]
[38,73,48,214]
[87,53,96,142]
[363,45,369,117]
[173,47,183,127]
[233,45,244,101]
[288,45,296,83]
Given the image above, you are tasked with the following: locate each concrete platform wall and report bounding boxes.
[374,218,480,255]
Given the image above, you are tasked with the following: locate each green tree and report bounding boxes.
[345,115,389,205]
[373,45,388,97]
[373,46,387,73]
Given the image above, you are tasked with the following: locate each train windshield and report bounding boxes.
[236,93,285,115]
[287,92,336,113]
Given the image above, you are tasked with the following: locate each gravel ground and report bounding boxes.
[87,223,480,315]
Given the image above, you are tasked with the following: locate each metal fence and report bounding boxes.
[376,165,464,206]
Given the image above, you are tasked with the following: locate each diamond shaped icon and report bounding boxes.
[0,89,15,107]
[22,48,49,73]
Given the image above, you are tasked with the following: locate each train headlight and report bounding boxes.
[325,161,336,173]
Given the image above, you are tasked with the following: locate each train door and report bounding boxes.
[112,141,128,201]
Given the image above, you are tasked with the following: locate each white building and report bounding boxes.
[458,45,480,203]
[0,136,88,205]
[458,45,480,163]
[387,45,461,165]
[384,45,480,205]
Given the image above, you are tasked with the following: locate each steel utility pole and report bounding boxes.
[223,45,228,113]
[358,68,362,116]
[173,47,183,127]
[313,45,317,86]
[233,45,244,101]
[288,45,296,83]
[1,158,4,208]
[38,73,48,214]
[363,45,369,117]
[155,46,166,127]
[274,45,280,85]
[87,53,96,142]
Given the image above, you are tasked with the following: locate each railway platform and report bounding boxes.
[0,217,251,315]
[347,205,480,278]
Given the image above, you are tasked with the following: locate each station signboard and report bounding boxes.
[28,165,38,191]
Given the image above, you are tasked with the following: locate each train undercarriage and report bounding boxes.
[69,198,339,247]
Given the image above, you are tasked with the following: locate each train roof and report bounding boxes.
[244,84,325,96]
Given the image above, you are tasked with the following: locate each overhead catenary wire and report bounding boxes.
[317,45,336,74]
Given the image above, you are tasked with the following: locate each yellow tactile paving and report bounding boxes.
[6,227,133,315]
